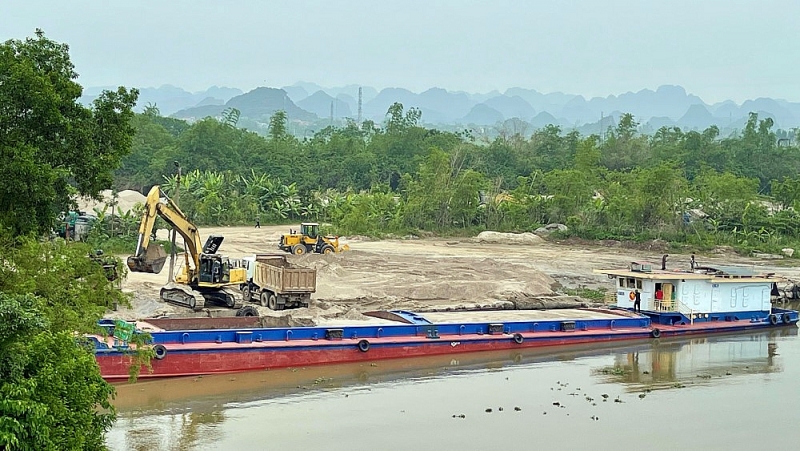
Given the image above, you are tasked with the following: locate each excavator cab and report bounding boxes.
[198,254,230,284]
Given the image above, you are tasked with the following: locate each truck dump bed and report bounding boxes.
[253,254,316,295]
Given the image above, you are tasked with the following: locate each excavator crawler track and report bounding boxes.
[160,283,206,311]
[160,284,244,311]
[197,286,244,310]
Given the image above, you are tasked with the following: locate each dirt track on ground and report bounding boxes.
[114,226,800,323]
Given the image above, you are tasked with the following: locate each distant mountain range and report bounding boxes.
[80,83,800,134]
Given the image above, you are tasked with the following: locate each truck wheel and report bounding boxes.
[242,285,252,303]
[260,292,268,307]
[268,294,278,310]
[291,244,305,255]
[320,244,335,254]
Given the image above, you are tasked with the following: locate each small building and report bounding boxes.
[594,259,781,322]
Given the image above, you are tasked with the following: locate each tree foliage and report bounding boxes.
[0,241,123,450]
[0,30,138,236]
[1,30,139,450]
[115,96,800,252]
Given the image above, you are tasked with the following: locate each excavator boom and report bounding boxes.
[126,186,204,274]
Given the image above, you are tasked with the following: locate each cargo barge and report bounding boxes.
[93,258,798,381]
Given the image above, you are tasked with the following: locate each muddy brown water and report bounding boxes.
[107,326,800,451]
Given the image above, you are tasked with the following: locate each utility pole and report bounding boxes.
[167,161,181,283]
[600,112,604,145]
[357,86,363,124]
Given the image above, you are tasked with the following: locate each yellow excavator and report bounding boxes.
[126,185,247,311]
[278,222,348,255]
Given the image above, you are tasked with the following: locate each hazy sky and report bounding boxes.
[3,0,799,103]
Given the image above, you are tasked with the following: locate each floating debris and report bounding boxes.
[452,414,466,419]
[614,397,623,403]
[638,393,646,399]
[485,408,493,413]
[642,371,650,375]
[552,402,560,406]
[591,415,599,421]
[601,394,609,399]
[514,407,522,411]
[498,407,504,412]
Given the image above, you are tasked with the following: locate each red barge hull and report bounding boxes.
[94,308,799,381]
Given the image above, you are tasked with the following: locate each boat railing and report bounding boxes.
[675,300,696,325]
[651,297,678,312]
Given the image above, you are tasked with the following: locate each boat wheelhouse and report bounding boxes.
[595,257,782,324]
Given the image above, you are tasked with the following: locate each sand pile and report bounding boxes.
[76,189,146,214]
[474,231,543,245]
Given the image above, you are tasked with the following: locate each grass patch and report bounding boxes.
[562,287,608,301]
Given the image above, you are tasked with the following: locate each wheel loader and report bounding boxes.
[278,222,348,255]
[126,185,247,311]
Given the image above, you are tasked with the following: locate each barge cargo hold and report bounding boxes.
[93,306,798,381]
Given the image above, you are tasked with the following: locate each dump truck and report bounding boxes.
[240,254,316,310]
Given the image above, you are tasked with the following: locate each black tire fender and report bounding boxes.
[513,333,524,344]
[782,313,792,324]
[153,344,167,360]
[651,328,661,339]
[769,314,779,326]
[357,339,370,352]
[236,305,259,317]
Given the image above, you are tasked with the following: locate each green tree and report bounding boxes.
[0,30,138,236]
[0,239,126,450]
[600,113,650,170]
[268,110,288,141]
[0,294,114,451]
[0,30,139,450]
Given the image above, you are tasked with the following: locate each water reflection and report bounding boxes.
[593,328,796,391]
[109,328,798,451]
[117,410,226,451]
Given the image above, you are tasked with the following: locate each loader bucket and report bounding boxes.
[127,243,168,274]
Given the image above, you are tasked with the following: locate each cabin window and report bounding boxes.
[636,280,643,290]
[626,278,636,288]
[619,278,624,288]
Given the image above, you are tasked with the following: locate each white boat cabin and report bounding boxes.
[595,258,781,317]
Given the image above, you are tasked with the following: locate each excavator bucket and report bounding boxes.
[127,243,168,274]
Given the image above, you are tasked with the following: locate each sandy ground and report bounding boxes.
[114,226,800,324]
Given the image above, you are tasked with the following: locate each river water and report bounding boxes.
[107,327,800,451]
